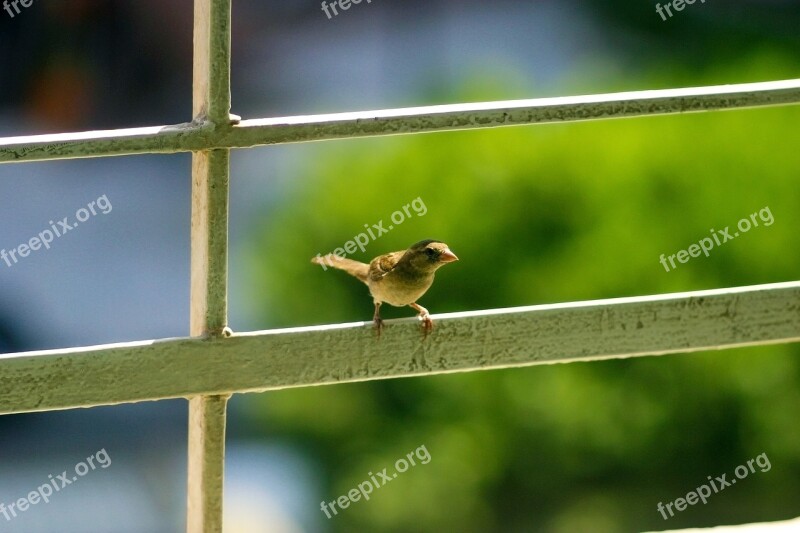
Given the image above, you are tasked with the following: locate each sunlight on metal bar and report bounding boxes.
[1,79,799,164]
[1,281,797,416]
[646,515,800,533]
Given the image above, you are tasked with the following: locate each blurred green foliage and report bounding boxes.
[584,0,800,70]
[238,51,799,532]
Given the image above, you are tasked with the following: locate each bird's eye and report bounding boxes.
[425,248,437,258]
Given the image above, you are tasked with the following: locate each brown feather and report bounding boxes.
[368,250,404,281]
[311,254,369,282]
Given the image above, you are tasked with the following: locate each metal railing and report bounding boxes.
[1,1,799,531]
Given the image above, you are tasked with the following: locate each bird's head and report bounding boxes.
[404,240,458,273]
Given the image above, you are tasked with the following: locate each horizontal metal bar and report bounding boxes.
[0,281,798,415]
[647,515,800,533]
[1,79,799,164]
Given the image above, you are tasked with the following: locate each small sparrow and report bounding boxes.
[311,240,458,336]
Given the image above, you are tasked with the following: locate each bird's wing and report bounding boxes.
[368,250,405,281]
[312,254,369,282]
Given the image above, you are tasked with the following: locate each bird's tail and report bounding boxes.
[311,254,369,282]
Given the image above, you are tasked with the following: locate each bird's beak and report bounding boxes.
[439,248,459,263]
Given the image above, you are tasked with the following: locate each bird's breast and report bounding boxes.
[367,272,434,307]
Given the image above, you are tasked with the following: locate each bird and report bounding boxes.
[311,240,458,337]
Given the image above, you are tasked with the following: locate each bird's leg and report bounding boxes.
[409,302,433,337]
[373,301,383,338]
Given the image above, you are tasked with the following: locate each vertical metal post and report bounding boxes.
[188,0,232,531]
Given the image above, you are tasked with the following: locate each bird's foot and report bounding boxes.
[373,302,384,339]
[373,317,384,339]
[409,302,432,339]
[418,313,433,338]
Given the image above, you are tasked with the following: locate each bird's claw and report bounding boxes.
[419,313,433,338]
[373,317,384,339]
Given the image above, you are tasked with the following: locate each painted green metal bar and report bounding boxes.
[0,79,799,164]
[0,281,797,416]
[187,0,233,531]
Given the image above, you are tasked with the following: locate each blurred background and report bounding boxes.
[1,0,799,531]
